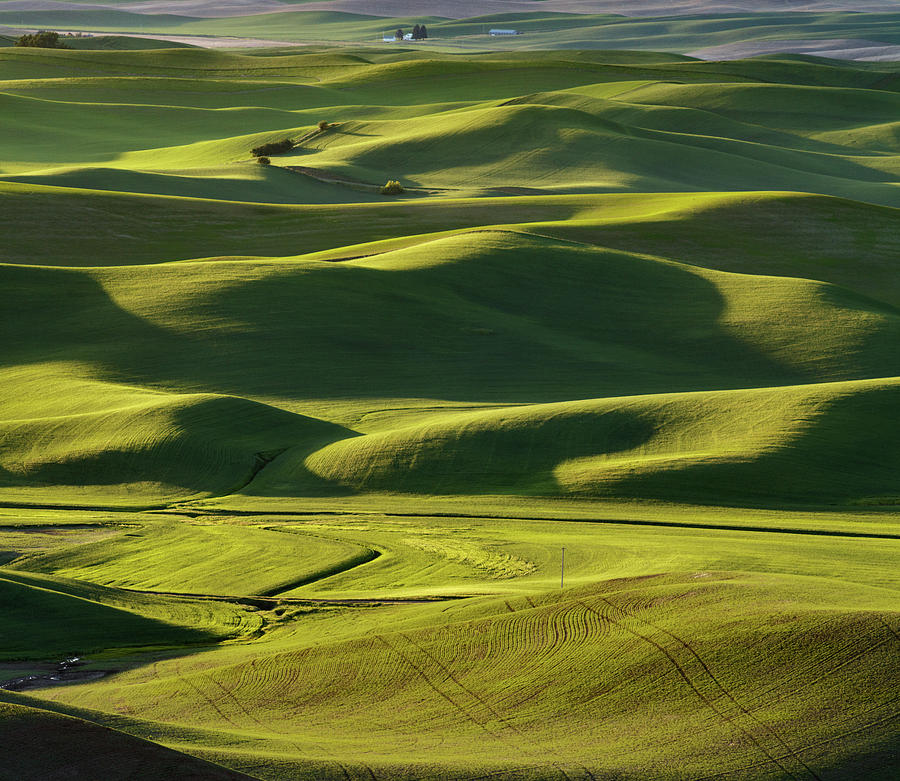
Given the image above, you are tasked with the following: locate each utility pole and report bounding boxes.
[560,547,565,589]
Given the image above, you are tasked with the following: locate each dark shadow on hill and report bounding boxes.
[88,232,832,404]
[0,699,253,781]
[0,571,230,662]
[5,233,899,505]
[540,194,900,309]
[589,381,900,508]
[265,407,658,498]
[0,265,358,500]
[7,231,894,402]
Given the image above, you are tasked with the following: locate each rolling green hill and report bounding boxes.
[0,41,898,781]
[0,48,897,206]
[1,6,900,56]
[3,224,900,507]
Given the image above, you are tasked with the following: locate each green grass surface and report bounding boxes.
[0,567,261,660]
[1,42,898,781]
[0,49,897,206]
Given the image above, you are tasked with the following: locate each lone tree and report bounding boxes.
[413,24,421,40]
[395,28,404,40]
[420,24,428,39]
[16,30,69,48]
[317,120,330,131]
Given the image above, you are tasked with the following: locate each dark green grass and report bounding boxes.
[0,700,250,780]
[0,571,226,660]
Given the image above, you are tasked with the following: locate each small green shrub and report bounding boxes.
[257,156,271,166]
[381,180,405,195]
[317,120,330,131]
[251,138,294,157]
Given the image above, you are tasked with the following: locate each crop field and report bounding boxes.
[0,4,898,779]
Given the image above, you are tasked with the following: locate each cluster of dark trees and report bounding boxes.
[250,138,294,157]
[16,30,70,48]
[396,24,428,40]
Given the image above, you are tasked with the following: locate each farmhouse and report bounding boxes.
[490,29,519,36]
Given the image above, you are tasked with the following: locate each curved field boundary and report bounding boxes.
[167,509,900,540]
[255,546,380,597]
[4,500,896,538]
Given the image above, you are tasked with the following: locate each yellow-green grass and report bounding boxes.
[8,517,375,597]
[4,507,895,778]
[1,43,899,780]
[1,513,897,778]
[2,186,897,311]
[0,522,119,566]
[264,377,900,507]
[64,35,199,51]
[3,228,900,507]
[0,362,350,504]
[256,513,900,597]
[1,50,898,208]
[17,568,898,780]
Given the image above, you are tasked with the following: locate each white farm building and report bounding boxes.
[489,29,519,36]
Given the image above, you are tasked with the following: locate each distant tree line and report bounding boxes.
[395,25,428,41]
[16,30,70,49]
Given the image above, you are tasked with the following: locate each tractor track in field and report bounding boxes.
[575,598,809,781]
[399,631,599,781]
[692,710,900,781]
[374,633,578,781]
[177,657,362,780]
[596,594,824,781]
[740,620,897,709]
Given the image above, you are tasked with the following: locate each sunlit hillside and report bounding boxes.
[0,30,897,781]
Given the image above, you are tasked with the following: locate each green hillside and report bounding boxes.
[1,49,897,206]
[3,224,899,507]
[0,40,898,781]
[1,7,900,55]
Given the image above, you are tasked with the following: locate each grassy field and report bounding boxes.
[1,6,900,55]
[0,37,897,781]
